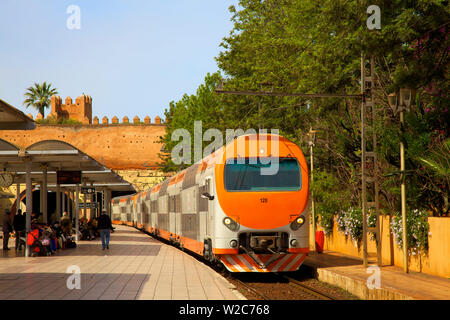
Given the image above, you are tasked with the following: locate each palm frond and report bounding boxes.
[22,82,58,118]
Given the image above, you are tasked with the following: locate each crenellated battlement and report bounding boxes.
[91,115,164,125]
[50,94,92,124]
[43,94,164,125]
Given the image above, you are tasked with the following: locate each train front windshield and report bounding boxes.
[224,158,301,191]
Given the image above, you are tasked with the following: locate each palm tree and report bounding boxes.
[23,82,58,118]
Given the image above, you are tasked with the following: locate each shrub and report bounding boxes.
[311,170,351,235]
[390,209,430,255]
[337,207,377,243]
[36,118,82,125]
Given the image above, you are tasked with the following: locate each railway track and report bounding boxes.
[232,277,272,300]
[281,275,336,300]
[134,225,348,300]
[228,273,339,300]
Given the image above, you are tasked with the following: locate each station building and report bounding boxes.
[0,95,168,221]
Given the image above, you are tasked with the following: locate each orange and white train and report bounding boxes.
[111,133,310,272]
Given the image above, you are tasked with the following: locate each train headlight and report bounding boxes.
[230,239,238,248]
[290,239,298,247]
[290,215,306,231]
[296,217,305,225]
[223,217,239,231]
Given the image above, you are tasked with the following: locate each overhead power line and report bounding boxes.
[214,89,362,99]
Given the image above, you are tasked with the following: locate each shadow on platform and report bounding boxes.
[305,251,363,268]
[0,272,151,300]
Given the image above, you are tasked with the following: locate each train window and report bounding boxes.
[205,179,210,193]
[224,158,301,191]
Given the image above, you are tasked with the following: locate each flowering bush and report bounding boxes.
[390,209,430,255]
[319,213,334,236]
[336,207,377,243]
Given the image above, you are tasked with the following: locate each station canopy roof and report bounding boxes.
[0,99,35,130]
[0,139,135,192]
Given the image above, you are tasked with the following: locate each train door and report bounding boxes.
[168,194,177,239]
[151,197,157,233]
[175,193,181,240]
[199,178,213,234]
[199,180,208,239]
[144,192,151,231]
[199,177,214,260]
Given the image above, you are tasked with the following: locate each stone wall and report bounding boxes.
[0,122,170,216]
[0,123,166,170]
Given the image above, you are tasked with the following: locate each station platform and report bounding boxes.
[304,251,450,300]
[0,225,245,300]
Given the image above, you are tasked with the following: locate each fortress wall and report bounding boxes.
[0,124,167,170]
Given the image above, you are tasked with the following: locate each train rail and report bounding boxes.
[132,224,344,300]
[232,277,271,300]
[226,272,340,300]
[281,275,336,300]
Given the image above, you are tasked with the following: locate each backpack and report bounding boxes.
[27,229,40,245]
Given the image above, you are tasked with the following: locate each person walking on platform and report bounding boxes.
[13,209,25,251]
[97,211,113,250]
[2,209,14,250]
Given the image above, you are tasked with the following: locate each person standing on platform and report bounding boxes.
[13,209,25,251]
[2,209,13,250]
[60,211,72,236]
[97,211,113,250]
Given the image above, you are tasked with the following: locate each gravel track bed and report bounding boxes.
[223,266,358,300]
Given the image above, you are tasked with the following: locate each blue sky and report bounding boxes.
[0,0,238,120]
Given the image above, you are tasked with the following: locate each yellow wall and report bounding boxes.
[310,216,450,278]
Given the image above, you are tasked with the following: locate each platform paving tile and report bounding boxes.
[0,225,244,300]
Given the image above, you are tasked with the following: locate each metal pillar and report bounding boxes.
[42,165,48,223]
[400,110,408,273]
[75,184,80,242]
[39,182,43,217]
[82,180,87,219]
[15,183,20,214]
[361,55,382,267]
[105,188,112,216]
[25,160,32,257]
[94,189,98,218]
[308,128,316,252]
[90,182,94,219]
[68,191,71,217]
[56,183,61,221]
[101,189,105,213]
[62,188,65,215]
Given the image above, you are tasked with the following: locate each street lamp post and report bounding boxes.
[388,88,416,273]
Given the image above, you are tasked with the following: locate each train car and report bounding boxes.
[111,133,310,272]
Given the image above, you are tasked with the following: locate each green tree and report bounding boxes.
[158,73,224,172]
[215,0,449,217]
[23,82,58,118]
[160,0,449,220]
